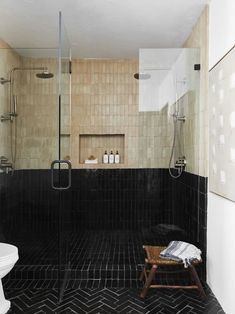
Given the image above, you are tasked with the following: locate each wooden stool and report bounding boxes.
[140,245,206,299]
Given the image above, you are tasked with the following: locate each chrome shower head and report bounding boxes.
[36,71,54,79]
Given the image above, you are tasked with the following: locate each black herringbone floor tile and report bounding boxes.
[5,284,225,314]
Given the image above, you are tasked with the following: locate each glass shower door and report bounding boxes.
[0,12,71,303]
[138,48,201,246]
[0,45,62,296]
[56,12,72,301]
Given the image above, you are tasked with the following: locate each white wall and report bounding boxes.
[207,193,235,314]
[208,0,235,313]
[209,0,235,69]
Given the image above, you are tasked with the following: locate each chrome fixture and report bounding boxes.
[0,67,54,85]
[168,110,186,178]
[11,66,47,73]
[0,77,11,85]
[0,67,50,119]
[134,73,151,80]
[175,156,187,171]
[0,66,54,169]
[1,95,18,122]
[168,75,187,179]
[12,95,17,117]
[172,113,186,122]
[0,156,13,174]
[36,71,54,79]
[176,115,186,122]
[1,113,14,122]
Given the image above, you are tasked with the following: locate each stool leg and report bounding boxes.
[188,265,206,299]
[139,263,147,282]
[140,264,157,299]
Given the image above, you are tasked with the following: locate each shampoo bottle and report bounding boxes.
[114,150,120,164]
[103,150,108,164]
[109,151,114,163]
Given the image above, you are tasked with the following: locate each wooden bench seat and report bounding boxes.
[139,245,206,299]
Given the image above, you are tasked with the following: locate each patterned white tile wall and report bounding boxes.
[209,46,235,201]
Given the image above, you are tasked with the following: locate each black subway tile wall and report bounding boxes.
[172,171,208,279]
[70,169,173,230]
[0,169,207,286]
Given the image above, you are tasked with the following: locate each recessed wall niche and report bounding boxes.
[79,134,125,165]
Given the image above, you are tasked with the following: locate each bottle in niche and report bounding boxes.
[103,150,108,164]
[109,151,114,163]
[114,150,120,164]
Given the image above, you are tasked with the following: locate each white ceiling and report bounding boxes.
[0,0,209,58]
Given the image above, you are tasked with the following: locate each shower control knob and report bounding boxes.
[0,156,8,163]
[175,156,187,169]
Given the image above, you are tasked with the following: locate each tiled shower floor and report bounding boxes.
[5,229,174,288]
[4,230,225,313]
[8,229,168,265]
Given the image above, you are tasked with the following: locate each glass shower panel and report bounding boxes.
[58,12,72,300]
[0,13,72,301]
[0,47,60,289]
[138,49,200,169]
[138,48,201,247]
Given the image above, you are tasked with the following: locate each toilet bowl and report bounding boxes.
[0,243,18,314]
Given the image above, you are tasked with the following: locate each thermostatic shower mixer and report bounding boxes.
[175,156,187,170]
[0,156,13,174]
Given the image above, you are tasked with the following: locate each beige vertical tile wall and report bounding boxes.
[15,56,201,171]
[138,108,172,168]
[1,51,202,171]
[70,58,174,169]
[71,59,140,168]
[0,39,21,166]
[174,91,200,174]
[15,57,174,170]
[184,6,209,177]
[16,57,58,169]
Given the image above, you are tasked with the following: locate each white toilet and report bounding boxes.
[0,243,18,314]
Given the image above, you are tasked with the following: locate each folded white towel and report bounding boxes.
[160,241,202,268]
[85,159,98,164]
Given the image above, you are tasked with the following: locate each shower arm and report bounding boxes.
[10,66,47,74]
[9,67,48,114]
[9,66,48,84]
